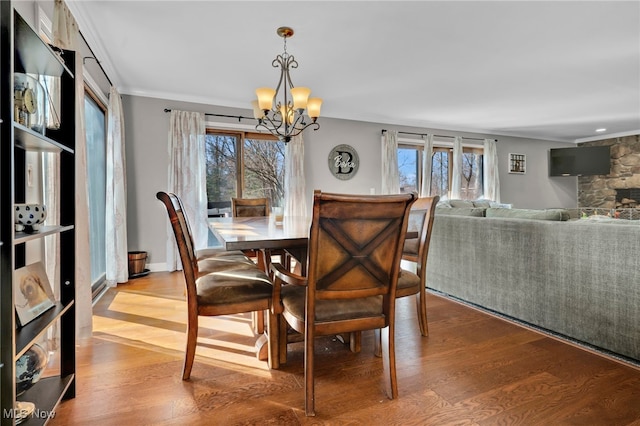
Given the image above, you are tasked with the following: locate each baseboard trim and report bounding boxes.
[147,262,168,272]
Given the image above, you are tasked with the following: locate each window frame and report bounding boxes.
[84,85,108,299]
[205,128,281,199]
[397,139,483,199]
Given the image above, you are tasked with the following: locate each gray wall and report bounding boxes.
[122,94,577,270]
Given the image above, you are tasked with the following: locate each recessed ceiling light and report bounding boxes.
[595,128,607,132]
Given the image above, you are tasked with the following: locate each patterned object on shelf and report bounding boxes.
[15,343,48,395]
[14,204,47,233]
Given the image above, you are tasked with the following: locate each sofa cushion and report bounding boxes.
[485,208,569,221]
[449,199,475,208]
[436,207,486,217]
[472,199,492,208]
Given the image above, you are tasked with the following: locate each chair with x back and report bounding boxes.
[269,190,417,416]
[157,191,274,379]
[395,196,439,336]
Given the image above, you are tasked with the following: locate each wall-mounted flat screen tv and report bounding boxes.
[549,146,611,176]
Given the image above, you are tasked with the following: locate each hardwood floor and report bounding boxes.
[50,271,640,425]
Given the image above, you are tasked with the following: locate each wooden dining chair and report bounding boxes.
[231,197,275,268]
[232,197,270,218]
[232,196,290,306]
[355,195,440,356]
[157,191,274,379]
[268,190,417,416]
[232,197,277,334]
[396,195,439,336]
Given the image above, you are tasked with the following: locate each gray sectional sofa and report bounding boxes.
[425,211,640,362]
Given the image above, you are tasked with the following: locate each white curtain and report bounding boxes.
[450,136,463,199]
[284,134,307,217]
[420,134,434,197]
[53,0,92,341]
[381,130,400,194]
[483,138,501,202]
[166,110,207,271]
[105,87,128,286]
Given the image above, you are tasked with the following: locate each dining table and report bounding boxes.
[208,215,311,270]
[207,214,419,367]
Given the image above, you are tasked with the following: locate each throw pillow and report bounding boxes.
[449,199,475,208]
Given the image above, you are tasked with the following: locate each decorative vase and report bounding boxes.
[15,204,47,233]
[15,343,48,396]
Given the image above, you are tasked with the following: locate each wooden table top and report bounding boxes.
[209,215,419,252]
[208,216,311,251]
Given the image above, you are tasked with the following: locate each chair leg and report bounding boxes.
[267,310,280,369]
[279,315,288,365]
[374,329,382,358]
[380,325,398,399]
[182,314,198,380]
[304,324,316,416]
[349,331,361,353]
[253,310,265,334]
[416,288,429,336]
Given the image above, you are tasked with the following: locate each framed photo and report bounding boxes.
[14,262,55,327]
[509,153,526,174]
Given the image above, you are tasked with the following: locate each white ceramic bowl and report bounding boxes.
[15,204,47,233]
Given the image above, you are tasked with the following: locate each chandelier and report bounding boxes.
[252,27,322,143]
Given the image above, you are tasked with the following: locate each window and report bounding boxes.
[84,89,107,296]
[398,143,483,200]
[205,130,285,208]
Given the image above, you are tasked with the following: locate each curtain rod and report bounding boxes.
[163,108,254,122]
[381,129,496,142]
[79,31,113,87]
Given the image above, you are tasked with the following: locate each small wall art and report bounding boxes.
[509,153,526,174]
[328,144,359,180]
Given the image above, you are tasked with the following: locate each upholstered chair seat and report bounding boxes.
[197,252,256,275]
[196,266,273,306]
[395,269,421,298]
[281,285,384,324]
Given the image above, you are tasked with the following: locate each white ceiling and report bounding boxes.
[67,0,640,143]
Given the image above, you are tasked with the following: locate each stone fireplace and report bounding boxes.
[615,188,639,208]
[578,135,640,208]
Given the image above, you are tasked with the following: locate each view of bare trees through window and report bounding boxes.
[431,150,449,197]
[398,144,483,199]
[205,132,285,209]
[243,138,285,205]
[461,150,483,199]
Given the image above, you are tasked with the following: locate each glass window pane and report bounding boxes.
[431,151,449,197]
[398,147,418,194]
[461,150,484,200]
[84,96,106,285]
[243,138,285,207]
[205,134,237,207]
